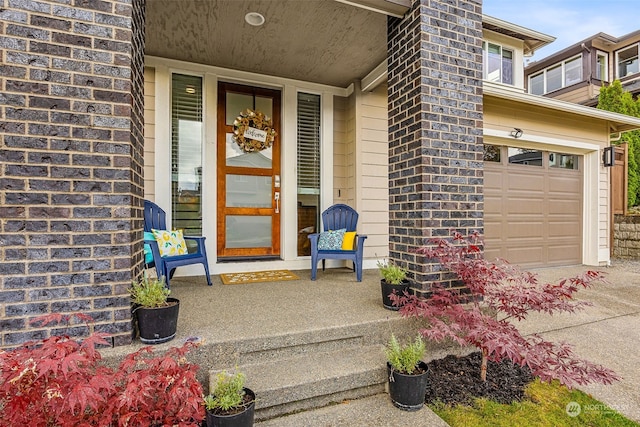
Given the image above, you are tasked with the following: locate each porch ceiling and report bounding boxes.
[145,0,394,88]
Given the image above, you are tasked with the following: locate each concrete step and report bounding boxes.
[234,331,366,367]
[204,315,423,371]
[255,393,450,427]
[204,309,460,423]
[210,344,388,421]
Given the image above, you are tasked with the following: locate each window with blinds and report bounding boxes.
[297,93,321,194]
[297,92,321,256]
[171,74,203,236]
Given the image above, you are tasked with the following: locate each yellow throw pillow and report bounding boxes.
[342,231,357,250]
[151,229,187,257]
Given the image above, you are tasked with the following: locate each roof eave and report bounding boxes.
[483,82,640,133]
[334,0,410,17]
[483,14,556,55]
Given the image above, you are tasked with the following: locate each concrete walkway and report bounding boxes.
[256,260,640,425]
[522,260,640,423]
[256,393,449,426]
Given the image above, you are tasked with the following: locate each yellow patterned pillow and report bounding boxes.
[151,229,187,257]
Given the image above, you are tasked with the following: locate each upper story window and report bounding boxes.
[546,64,562,92]
[483,42,513,85]
[528,55,582,95]
[617,44,639,78]
[564,56,582,86]
[596,51,608,81]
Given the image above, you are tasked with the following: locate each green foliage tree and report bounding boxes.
[597,80,640,207]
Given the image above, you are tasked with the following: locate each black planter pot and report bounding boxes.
[381,279,410,310]
[134,297,179,344]
[206,388,255,427]
[387,361,429,411]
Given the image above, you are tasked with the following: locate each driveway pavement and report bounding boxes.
[523,259,640,422]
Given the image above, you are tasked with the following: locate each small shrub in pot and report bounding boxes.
[385,334,429,411]
[385,334,425,374]
[205,370,256,427]
[377,259,410,310]
[130,274,180,344]
[130,274,170,307]
[377,259,407,285]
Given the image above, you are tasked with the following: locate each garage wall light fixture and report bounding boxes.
[603,146,614,167]
[510,128,523,138]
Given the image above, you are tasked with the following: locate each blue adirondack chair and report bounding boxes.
[308,204,368,282]
[143,200,212,287]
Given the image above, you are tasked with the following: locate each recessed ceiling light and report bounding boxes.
[185,86,196,94]
[245,12,265,26]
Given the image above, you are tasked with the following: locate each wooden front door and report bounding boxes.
[217,82,281,259]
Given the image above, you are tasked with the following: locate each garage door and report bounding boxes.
[484,146,582,267]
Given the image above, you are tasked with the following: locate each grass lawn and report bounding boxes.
[430,379,639,427]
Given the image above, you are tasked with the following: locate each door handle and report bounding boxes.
[274,192,280,214]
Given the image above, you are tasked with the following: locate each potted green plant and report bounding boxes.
[385,334,429,411]
[377,259,410,310]
[204,370,256,427]
[130,274,180,344]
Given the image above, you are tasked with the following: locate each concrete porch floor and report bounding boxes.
[101,266,429,384]
[169,267,397,344]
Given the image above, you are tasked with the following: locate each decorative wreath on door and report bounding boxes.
[232,109,277,153]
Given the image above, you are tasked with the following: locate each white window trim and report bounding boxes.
[528,54,583,95]
[482,41,515,86]
[595,50,609,82]
[616,43,639,79]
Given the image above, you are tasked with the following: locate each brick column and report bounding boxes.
[387,0,484,291]
[0,0,145,348]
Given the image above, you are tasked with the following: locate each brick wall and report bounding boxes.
[613,214,640,258]
[0,0,145,348]
[387,0,484,291]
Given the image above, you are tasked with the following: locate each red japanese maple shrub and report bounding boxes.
[103,343,205,427]
[391,232,620,388]
[0,313,115,427]
[0,313,205,427]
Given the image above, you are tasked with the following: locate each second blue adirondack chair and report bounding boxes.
[308,204,368,282]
